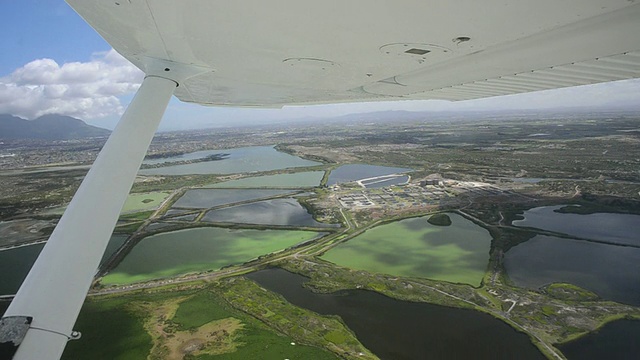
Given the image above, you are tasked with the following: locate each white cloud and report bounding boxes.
[0,49,143,120]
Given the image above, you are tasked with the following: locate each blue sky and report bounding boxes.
[2,1,639,131]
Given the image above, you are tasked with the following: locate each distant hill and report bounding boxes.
[0,114,111,140]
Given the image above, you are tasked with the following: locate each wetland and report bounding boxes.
[248,268,545,360]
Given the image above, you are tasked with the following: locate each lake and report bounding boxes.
[504,235,640,305]
[322,213,491,286]
[0,235,128,295]
[506,205,640,305]
[101,228,322,285]
[327,164,411,185]
[557,319,640,360]
[202,198,339,227]
[513,205,640,245]
[247,268,544,360]
[171,189,294,209]
[139,146,321,175]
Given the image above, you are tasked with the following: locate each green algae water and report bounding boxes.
[102,228,321,285]
[322,213,491,286]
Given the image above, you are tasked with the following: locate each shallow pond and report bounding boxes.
[0,219,54,246]
[322,213,491,286]
[139,146,321,175]
[557,319,640,360]
[513,205,640,245]
[171,189,294,209]
[0,235,128,295]
[102,228,321,285]
[504,235,640,305]
[208,171,325,188]
[327,164,411,185]
[247,268,544,360]
[202,198,338,227]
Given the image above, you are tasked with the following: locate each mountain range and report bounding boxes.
[0,114,111,140]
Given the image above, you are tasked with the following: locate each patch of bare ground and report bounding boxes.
[168,318,243,359]
[135,297,243,360]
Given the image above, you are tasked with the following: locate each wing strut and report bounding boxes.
[0,75,176,360]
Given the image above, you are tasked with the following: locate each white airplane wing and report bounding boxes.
[2,1,640,359]
[70,0,640,106]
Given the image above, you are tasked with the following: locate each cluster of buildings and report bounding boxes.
[336,177,508,210]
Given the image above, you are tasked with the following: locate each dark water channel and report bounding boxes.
[247,268,544,360]
[505,206,640,305]
[504,235,640,306]
[557,319,640,360]
[0,235,127,295]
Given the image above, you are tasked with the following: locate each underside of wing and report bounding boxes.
[67,0,640,106]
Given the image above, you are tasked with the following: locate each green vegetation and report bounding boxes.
[554,197,640,215]
[63,285,339,360]
[279,257,640,358]
[5,115,640,360]
[217,276,374,359]
[208,326,338,360]
[62,297,153,360]
[207,171,324,188]
[119,210,155,221]
[543,283,600,302]
[121,191,172,214]
[114,221,143,234]
[427,213,452,226]
[101,228,321,285]
[172,291,232,330]
[322,213,491,286]
[131,174,221,193]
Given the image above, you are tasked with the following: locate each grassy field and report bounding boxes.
[207,171,325,188]
[62,297,153,360]
[322,213,492,286]
[44,192,172,216]
[172,291,232,329]
[101,228,320,285]
[217,276,375,360]
[120,191,172,214]
[62,286,338,360]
